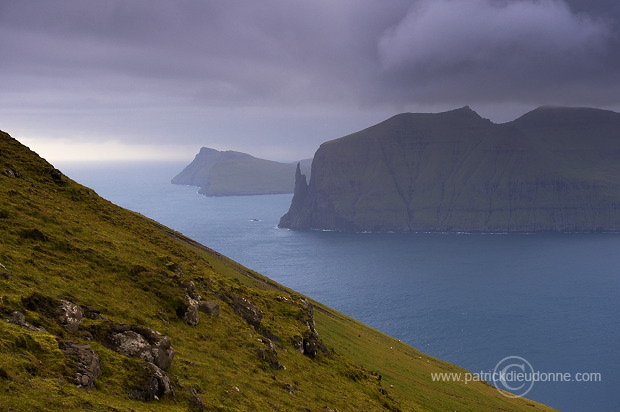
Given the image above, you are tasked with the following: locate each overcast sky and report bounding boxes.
[2,0,620,163]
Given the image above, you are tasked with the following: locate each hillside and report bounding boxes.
[0,130,557,410]
[172,147,311,196]
[280,106,620,232]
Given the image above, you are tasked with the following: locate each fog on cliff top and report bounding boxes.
[2,0,620,162]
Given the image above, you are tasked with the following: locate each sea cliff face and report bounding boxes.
[279,106,620,232]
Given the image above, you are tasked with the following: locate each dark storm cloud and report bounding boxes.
[1,0,619,160]
[376,0,620,106]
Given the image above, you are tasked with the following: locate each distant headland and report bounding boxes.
[172,147,311,196]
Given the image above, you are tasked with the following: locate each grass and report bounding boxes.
[0,129,557,411]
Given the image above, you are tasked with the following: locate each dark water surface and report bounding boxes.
[63,161,620,412]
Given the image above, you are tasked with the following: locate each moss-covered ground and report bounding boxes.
[0,130,557,411]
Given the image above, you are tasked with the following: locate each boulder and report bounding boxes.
[55,300,83,332]
[292,332,327,359]
[180,281,201,300]
[49,168,63,182]
[133,363,172,401]
[291,336,304,354]
[198,301,219,318]
[59,341,100,389]
[183,299,200,326]
[106,324,174,370]
[302,332,321,359]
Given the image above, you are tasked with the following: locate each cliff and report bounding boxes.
[172,147,311,196]
[279,106,620,232]
[0,130,557,410]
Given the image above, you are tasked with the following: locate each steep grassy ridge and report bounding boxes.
[0,130,556,411]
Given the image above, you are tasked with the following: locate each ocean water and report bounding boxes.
[62,161,620,412]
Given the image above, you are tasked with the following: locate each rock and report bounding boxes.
[291,336,304,354]
[166,263,183,276]
[19,228,49,242]
[188,388,205,412]
[197,301,219,317]
[283,383,295,395]
[106,324,174,370]
[55,300,83,332]
[184,298,200,326]
[302,332,328,359]
[179,281,205,326]
[82,306,103,320]
[292,332,327,359]
[278,163,310,229]
[180,281,201,300]
[59,341,100,389]
[4,311,44,332]
[257,339,285,370]
[49,168,63,182]
[179,281,222,325]
[302,332,321,359]
[3,169,21,178]
[230,296,262,328]
[298,299,317,335]
[133,363,172,401]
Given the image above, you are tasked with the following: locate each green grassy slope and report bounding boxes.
[0,130,556,411]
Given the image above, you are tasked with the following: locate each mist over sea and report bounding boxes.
[63,161,620,412]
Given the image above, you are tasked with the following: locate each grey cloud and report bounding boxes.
[375,0,619,105]
[1,0,620,161]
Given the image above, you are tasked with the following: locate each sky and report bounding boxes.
[2,0,620,163]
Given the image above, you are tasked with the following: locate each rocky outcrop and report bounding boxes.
[256,338,285,370]
[82,306,103,320]
[187,388,205,411]
[198,301,219,317]
[59,341,101,389]
[179,281,219,326]
[279,106,620,233]
[133,363,173,401]
[5,311,45,332]
[291,299,327,359]
[230,295,263,328]
[55,300,83,332]
[20,293,85,332]
[105,324,175,370]
[171,147,311,196]
[3,169,21,178]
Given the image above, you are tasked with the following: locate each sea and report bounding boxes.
[61,161,620,412]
